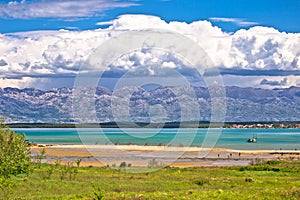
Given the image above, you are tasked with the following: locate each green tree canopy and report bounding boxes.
[0,122,31,178]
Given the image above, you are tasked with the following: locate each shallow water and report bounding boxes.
[14,128,300,150]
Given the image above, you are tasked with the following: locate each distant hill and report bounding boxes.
[0,86,299,123]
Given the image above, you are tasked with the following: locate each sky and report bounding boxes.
[0,0,299,90]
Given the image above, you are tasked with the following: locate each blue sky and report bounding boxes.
[0,0,299,33]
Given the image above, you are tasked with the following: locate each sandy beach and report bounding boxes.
[31,144,300,168]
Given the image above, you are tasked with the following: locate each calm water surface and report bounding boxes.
[14,128,300,150]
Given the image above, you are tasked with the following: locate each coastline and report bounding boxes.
[31,144,300,168]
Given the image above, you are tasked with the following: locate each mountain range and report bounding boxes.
[0,86,299,123]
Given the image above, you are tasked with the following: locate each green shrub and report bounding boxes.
[92,184,104,200]
[44,165,55,179]
[35,148,46,168]
[0,122,31,178]
[238,163,281,172]
[75,158,82,168]
[196,179,209,186]
[266,160,280,165]
[119,162,127,168]
[245,177,254,182]
[0,122,31,199]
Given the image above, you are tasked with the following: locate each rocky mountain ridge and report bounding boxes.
[0,86,299,123]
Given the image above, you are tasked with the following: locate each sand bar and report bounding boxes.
[31,144,300,168]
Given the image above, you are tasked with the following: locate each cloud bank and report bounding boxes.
[0,14,299,89]
[260,78,288,86]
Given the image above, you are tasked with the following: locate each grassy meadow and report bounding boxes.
[5,160,300,200]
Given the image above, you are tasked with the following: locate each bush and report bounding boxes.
[119,162,127,168]
[92,184,104,200]
[266,160,280,165]
[0,122,31,178]
[196,179,209,186]
[245,177,254,182]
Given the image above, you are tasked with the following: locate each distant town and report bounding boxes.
[228,122,300,129]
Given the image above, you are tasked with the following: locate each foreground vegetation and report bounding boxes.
[0,122,31,199]
[1,122,300,199]
[5,160,300,199]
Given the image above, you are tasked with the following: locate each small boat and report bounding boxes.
[247,135,257,143]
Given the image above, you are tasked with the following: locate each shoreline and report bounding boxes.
[9,122,300,129]
[31,144,300,153]
[31,144,300,168]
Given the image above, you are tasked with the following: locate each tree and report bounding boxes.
[0,122,31,178]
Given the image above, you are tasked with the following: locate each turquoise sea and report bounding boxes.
[14,128,300,150]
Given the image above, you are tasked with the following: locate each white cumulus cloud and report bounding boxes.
[0,14,299,89]
[227,26,300,71]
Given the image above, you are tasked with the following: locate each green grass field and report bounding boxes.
[5,160,300,200]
